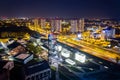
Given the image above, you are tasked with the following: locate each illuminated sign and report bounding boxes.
[75,52,86,63]
[65,59,75,65]
[61,49,70,58]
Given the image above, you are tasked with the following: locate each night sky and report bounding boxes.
[0,0,120,18]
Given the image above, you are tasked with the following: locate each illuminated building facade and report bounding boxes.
[40,18,46,29]
[78,18,84,32]
[56,19,62,32]
[33,19,39,30]
[101,26,115,40]
[50,19,56,31]
[70,20,78,33]
[50,19,62,32]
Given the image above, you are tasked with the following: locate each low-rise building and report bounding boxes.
[0,41,51,80]
[10,59,51,80]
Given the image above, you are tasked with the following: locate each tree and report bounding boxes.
[26,42,43,56]
[62,23,70,34]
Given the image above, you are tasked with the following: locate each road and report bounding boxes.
[30,27,120,80]
[58,41,120,80]
[41,39,120,80]
[36,27,120,64]
[58,37,120,64]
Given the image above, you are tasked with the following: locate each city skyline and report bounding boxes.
[0,0,120,18]
[0,15,120,80]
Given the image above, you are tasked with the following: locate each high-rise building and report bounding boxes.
[33,19,39,31]
[70,20,78,33]
[50,19,55,31]
[101,26,115,40]
[78,18,84,32]
[40,18,46,29]
[55,19,62,32]
[50,19,62,32]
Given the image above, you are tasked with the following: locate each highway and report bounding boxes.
[57,36,120,65]
[34,27,120,65]
[37,27,120,64]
